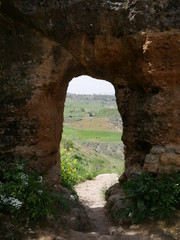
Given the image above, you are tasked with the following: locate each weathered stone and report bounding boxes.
[109,226,124,236]
[165,144,180,154]
[150,146,165,155]
[143,154,159,173]
[160,153,180,166]
[143,163,159,173]
[0,0,179,186]
[158,165,180,174]
[145,154,159,164]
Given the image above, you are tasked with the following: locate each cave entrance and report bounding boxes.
[60,75,124,189]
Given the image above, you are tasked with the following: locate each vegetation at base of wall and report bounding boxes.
[0,160,50,223]
[60,138,124,193]
[0,159,70,226]
[117,172,180,224]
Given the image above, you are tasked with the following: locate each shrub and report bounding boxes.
[51,192,70,215]
[62,138,74,151]
[60,145,95,194]
[60,146,82,195]
[0,160,52,223]
[117,172,180,223]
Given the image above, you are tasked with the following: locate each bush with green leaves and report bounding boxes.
[0,160,52,222]
[60,144,97,195]
[60,146,84,191]
[117,172,180,223]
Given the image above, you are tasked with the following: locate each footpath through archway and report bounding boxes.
[61,76,123,235]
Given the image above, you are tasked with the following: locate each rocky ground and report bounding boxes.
[75,173,119,235]
[23,173,179,240]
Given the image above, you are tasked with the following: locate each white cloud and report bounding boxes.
[68,75,115,95]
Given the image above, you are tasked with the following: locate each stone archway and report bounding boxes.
[0,1,180,186]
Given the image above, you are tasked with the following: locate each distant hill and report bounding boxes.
[64,93,122,130]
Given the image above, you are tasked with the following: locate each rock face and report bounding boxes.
[0,0,180,185]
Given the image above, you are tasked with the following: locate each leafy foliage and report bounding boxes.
[60,145,93,195]
[61,146,82,189]
[0,160,52,222]
[117,172,180,223]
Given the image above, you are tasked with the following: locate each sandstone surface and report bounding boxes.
[0,0,180,186]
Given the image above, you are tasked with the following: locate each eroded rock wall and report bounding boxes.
[115,31,180,178]
[0,0,179,185]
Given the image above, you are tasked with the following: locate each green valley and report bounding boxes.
[61,93,124,180]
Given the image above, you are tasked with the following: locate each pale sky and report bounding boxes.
[67,75,115,95]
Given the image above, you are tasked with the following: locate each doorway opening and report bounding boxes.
[60,75,124,233]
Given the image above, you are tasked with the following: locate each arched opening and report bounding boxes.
[1,1,180,237]
[60,75,124,233]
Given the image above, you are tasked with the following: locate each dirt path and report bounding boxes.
[67,174,180,240]
[75,173,118,235]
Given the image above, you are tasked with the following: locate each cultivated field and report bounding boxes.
[62,93,124,176]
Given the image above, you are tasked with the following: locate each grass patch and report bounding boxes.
[96,108,119,118]
[65,117,117,131]
[63,126,122,143]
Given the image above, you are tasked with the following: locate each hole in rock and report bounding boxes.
[136,140,152,166]
[136,140,151,154]
[60,75,124,234]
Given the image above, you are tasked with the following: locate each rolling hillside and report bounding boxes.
[62,93,124,175]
